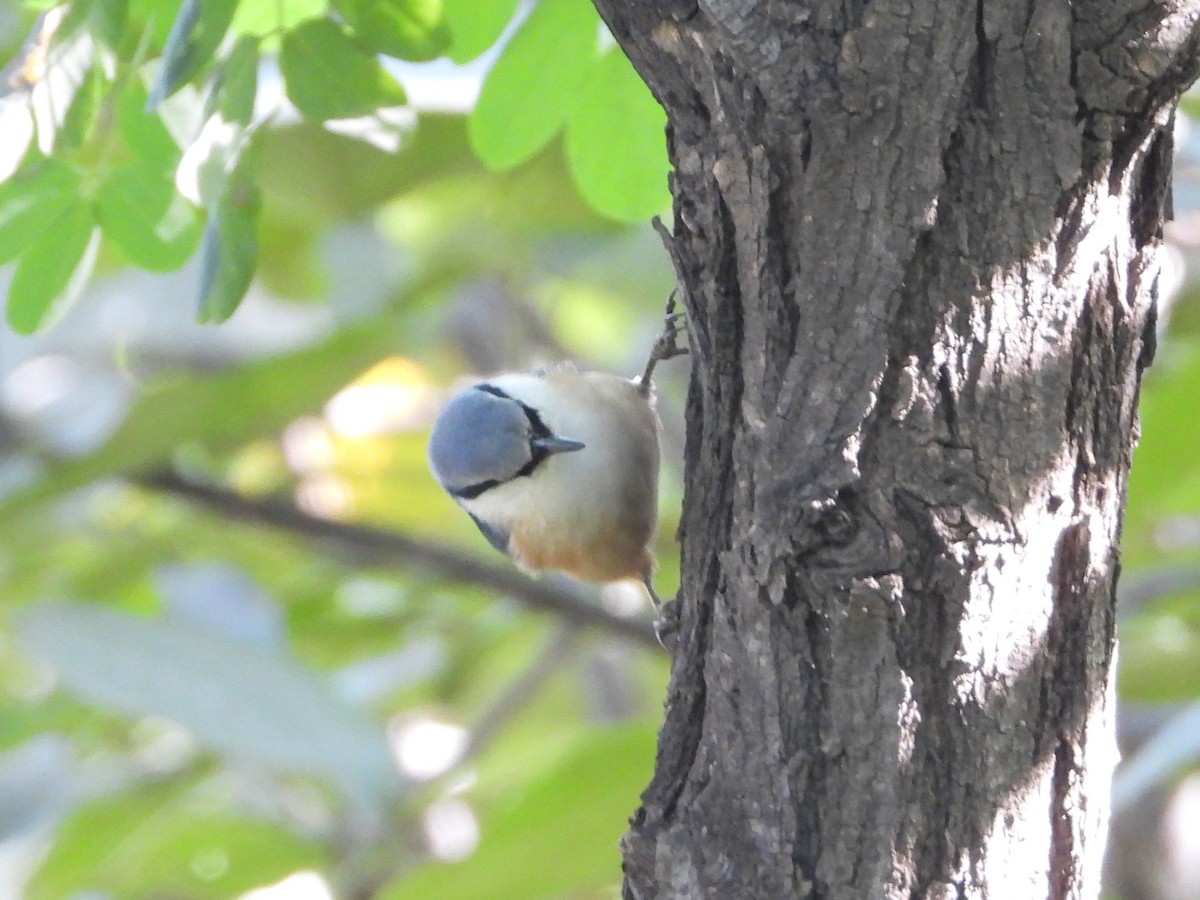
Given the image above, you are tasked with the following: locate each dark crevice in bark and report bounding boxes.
[971,0,993,111]
[798,124,813,172]
[1049,738,1078,900]
[662,0,698,21]
[935,364,961,445]
[1066,6,1089,131]
[798,581,830,881]
[1105,55,1197,200]
[1054,191,1088,283]
[1132,122,1174,247]
[819,487,860,549]
[1111,113,1158,197]
[1064,288,1092,439]
[884,227,937,405]
[708,194,746,418]
[1045,521,1094,900]
[1138,292,1159,375]
[764,150,798,414]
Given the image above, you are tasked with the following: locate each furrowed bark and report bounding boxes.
[590,1,1200,897]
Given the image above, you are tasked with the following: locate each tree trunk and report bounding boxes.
[591,1,1200,897]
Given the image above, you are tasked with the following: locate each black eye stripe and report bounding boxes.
[461,382,566,492]
[475,383,553,439]
[475,384,510,400]
[452,479,500,500]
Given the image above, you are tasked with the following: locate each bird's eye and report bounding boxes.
[519,402,554,441]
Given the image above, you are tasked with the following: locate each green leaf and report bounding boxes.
[444,0,518,63]
[96,161,203,270]
[256,214,325,297]
[256,113,476,221]
[23,10,94,155]
[197,176,260,322]
[334,0,450,62]
[215,35,259,125]
[117,75,181,172]
[47,0,93,37]
[6,198,98,334]
[175,39,259,207]
[87,0,128,50]
[16,602,402,803]
[148,0,240,109]
[125,0,185,46]
[230,0,327,42]
[280,17,407,121]
[57,64,106,150]
[468,0,599,170]
[0,158,82,265]
[30,783,326,900]
[565,48,669,221]
[177,112,253,207]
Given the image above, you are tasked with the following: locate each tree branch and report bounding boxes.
[137,471,663,651]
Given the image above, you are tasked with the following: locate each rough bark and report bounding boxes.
[589,0,1200,897]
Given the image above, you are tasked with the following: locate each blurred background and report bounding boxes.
[0,1,1198,898]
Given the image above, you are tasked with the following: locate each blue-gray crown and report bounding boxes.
[428,387,533,494]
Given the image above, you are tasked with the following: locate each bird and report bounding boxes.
[427,300,686,606]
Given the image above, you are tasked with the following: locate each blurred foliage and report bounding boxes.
[0,0,669,332]
[0,0,676,897]
[0,0,1199,898]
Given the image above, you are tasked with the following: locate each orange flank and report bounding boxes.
[509,517,654,584]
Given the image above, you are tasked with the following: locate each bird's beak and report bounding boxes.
[532,435,586,455]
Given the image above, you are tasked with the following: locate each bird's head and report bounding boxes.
[428,383,585,499]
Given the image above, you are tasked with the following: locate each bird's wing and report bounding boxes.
[467,511,512,555]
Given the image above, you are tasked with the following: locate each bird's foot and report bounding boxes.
[653,596,680,652]
[642,573,680,652]
[639,291,689,392]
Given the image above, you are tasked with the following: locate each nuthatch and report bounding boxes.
[428,302,686,604]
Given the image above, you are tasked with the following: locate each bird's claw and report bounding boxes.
[640,291,689,391]
[653,596,680,652]
[642,574,680,652]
